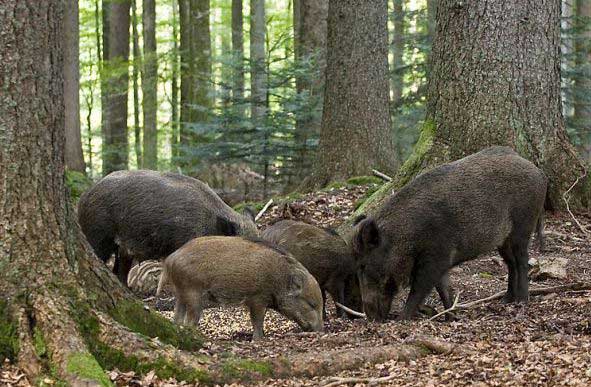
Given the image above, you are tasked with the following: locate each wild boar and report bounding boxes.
[352,146,547,321]
[77,170,258,284]
[157,236,324,339]
[261,220,361,318]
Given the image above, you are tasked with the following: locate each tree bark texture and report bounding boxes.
[293,0,328,179]
[142,0,158,169]
[171,0,180,161]
[250,0,267,124]
[390,0,588,209]
[103,0,131,175]
[132,0,142,167]
[232,0,245,110]
[64,0,85,173]
[390,0,404,106]
[574,0,591,162]
[306,0,395,189]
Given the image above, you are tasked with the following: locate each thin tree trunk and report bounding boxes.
[143,0,158,169]
[171,0,180,161]
[387,0,588,209]
[100,0,110,174]
[179,0,192,166]
[132,0,142,167]
[250,0,266,124]
[293,0,328,180]
[574,0,591,162]
[232,0,245,114]
[390,0,404,106]
[103,0,131,175]
[64,0,85,173]
[427,0,437,42]
[221,1,232,107]
[305,0,395,189]
[191,0,212,124]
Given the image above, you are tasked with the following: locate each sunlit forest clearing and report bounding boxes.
[1,0,591,386]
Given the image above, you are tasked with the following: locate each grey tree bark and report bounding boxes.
[131,0,142,167]
[305,0,395,189]
[250,0,267,123]
[142,0,158,169]
[382,0,588,210]
[293,0,328,180]
[64,0,85,173]
[574,0,591,162]
[102,0,131,175]
[232,0,245,112]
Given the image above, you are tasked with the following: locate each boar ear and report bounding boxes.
[242,206,256,222]
[352,214,367,226]
[216,216,238,236]
[287,272,305,296]
[355,218,381,253]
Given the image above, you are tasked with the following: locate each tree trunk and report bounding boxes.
[220,2,232,107]
[191,0,212,124]
[132,0,142,167]
[427,0,437,42]
[64,0,85,173]
[100,0,110,174]
[293,0,328,180]
[390,0,404,106]
[142,0,158,169]
[103,0,131,175]
[171,0,180,161]
[362,0,588,214]
[304,0,395,189]
[574,0,591,163]
[232,0,245,112]
[179,0,192,166]
[250,0,266,124]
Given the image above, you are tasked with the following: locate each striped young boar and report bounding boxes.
[157,236,324,339]
[262,220,361,318]
[352,146,547,321]
[78,170,258,284]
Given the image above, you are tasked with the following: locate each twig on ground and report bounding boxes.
[255,199,274,221]
[562,172,589,235]
[372,169,393,182]
[323,374,397,387]
[335,302,366,318]
[428,292,461,321]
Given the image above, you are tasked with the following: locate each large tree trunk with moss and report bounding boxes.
[304,0,396,190]
[574,0,591,162]
[142,0,158,169]
[64,0,85,173]
[373,0,588,212]
[293,0,328,180]
[102,0,131,175]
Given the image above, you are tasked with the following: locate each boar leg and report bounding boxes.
[511,239,530,303]
[183,291,204,326]
[400,259,446,320]
[498,240,517,303]
[114,249,133,285]
[330,282,347,318]
[321,289,328,320]
[247,301,267,340]
[173,299,187,325]
[435,272,456,321]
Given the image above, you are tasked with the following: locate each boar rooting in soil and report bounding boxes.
[158,236,324,339]
[352,146,547,321]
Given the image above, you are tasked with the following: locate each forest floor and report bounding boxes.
[2,183,590,386]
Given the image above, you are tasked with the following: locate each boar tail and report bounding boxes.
[535,212,545,253]
[156,265,168,296]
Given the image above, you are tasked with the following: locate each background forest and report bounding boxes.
[69,0,591,203]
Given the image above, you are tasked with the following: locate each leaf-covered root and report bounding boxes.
[6,295,112,386]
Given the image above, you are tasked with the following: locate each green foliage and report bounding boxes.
[0,300,18,362]
[110,301,203,352]
[220,358,273,380]
[65,170,93,202]
[234,201,266,213]
[346,176,384,186]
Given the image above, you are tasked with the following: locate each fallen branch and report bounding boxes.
[562,172,590,236]
[372,169,393,182]
[335,302,366,318]
[255,199,274,221]
[323,374,397,387]
[457,282,591,310]
[428,292,461,321]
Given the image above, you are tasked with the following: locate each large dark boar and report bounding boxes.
[262,220,361,318]
[352,146,547,321]
[157,236,324,339]
[78,170,258,283]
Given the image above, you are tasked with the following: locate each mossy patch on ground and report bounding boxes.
[66,352,113,387]
[219,358,273,382]
[110,301,203,352]
[0,300,18,362]
[234,201,266,214]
